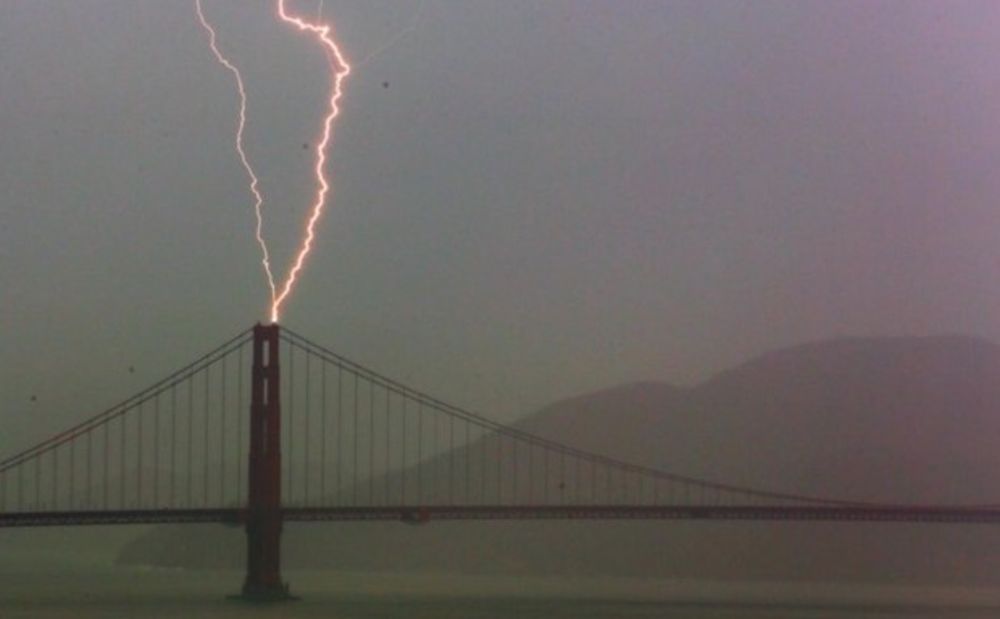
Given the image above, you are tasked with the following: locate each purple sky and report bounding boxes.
[3,1,1000,450]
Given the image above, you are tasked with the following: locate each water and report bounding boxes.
[3,565,1000,618]
[2,529,999,618]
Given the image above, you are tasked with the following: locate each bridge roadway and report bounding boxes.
[3,504,1000,527]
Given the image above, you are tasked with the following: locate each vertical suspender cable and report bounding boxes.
[417,400,423,502]
[465,420,470,504]
[527,441,532,502]
[35,457,41,509]
[544,446,551,502]
[187,375,194,507]
[353,372,359,506]
[171,385,177,508]
[512,438,518,504]
[136,401,142,508]
[154,393,160,507]
[449,414,454,505]
[401,395,407,504]
[120,415,126,508]
[288,342,295,504]
[220,355,227,506]
[53,448,59,510]
[560,450,565,505]
[87,430,93,508]
[237,344,243,505]
[305,349,311,506]
[369,379,374,504]
[576,455,581,505]
[69,432,75,508]
[336,366,343,505]
[496,432,502,504]
[384,385,390,506]
[321,360,327,503]
[481,427,487,505]
[203,365,210,507]
[430,407,437,501]
[104,421,110,510]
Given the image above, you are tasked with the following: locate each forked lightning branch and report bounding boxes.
[195,0,351,324]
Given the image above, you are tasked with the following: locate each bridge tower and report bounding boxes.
[241,323,291,601]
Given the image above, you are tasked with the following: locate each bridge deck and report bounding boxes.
[3,505,1000,527]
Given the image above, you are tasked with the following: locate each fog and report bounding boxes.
[4,1,1000,489]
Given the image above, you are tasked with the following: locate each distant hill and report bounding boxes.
[118,335,1000,583]
[521,335,1000,504]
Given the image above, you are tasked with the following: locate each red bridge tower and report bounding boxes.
[241,323,290,601]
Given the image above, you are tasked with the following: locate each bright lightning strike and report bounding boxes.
[195,0,350,324]
[272,0,352,324]
[194,0,278,306]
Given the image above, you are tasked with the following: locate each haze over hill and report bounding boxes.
[118,334,1000,583]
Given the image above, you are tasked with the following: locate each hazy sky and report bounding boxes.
[4,1,1000,451]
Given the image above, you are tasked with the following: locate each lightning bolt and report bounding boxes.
[194,0,277,306]
[272,0,352,324]
[195,0,350,324]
